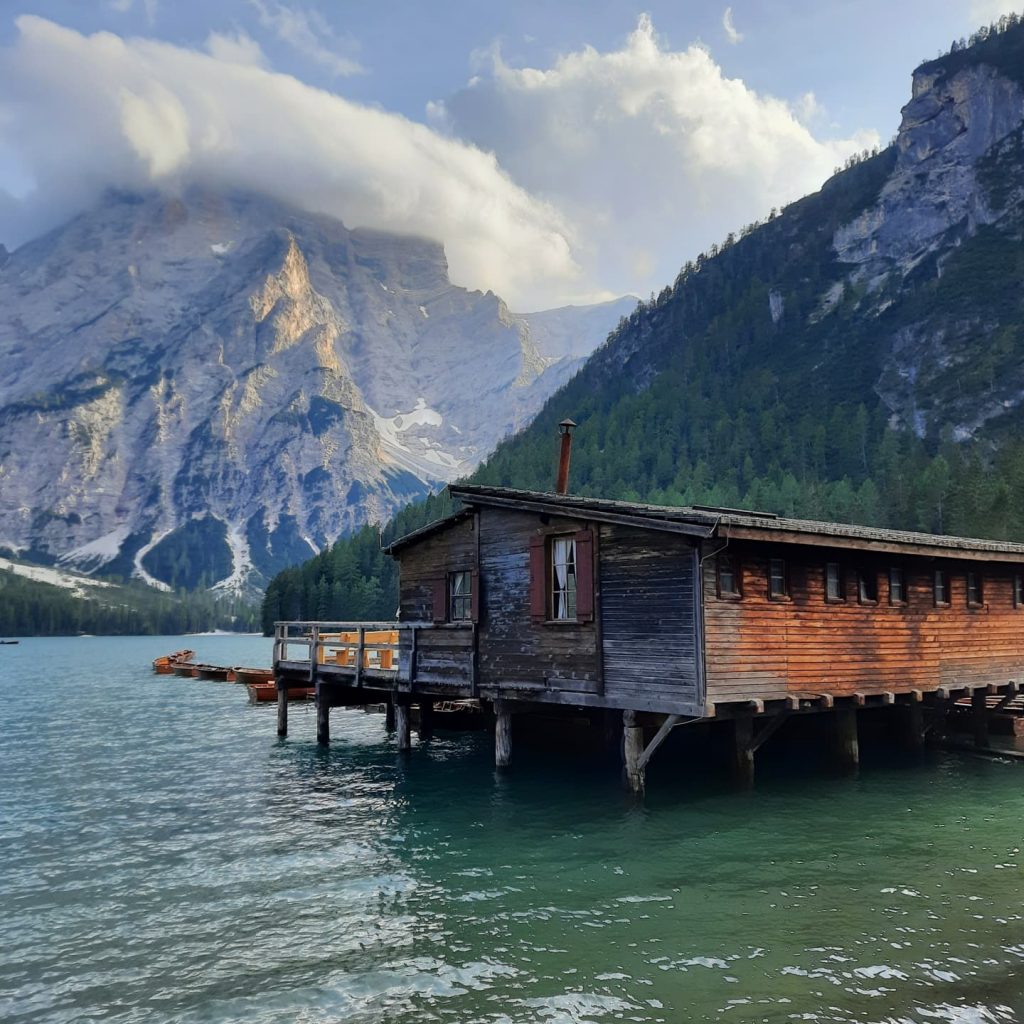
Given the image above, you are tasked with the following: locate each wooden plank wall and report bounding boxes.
[600,525,703,707]
[702,542,1024,703]
[398,517,477,621]
[478,509,600,692]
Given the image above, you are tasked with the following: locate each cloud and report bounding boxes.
[968,1,1019,23]
[0,16,579,309]
[109,0,158,23]
[205,30,266,68]
[250,1,363,77]
[430,15,877,304]
[722,7,743,44]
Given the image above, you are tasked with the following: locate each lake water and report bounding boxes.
[1,635,1023,1023]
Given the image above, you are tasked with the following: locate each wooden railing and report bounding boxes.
[273,621,476,689]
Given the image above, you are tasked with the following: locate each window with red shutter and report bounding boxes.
[574,529,594,622]
[529,535,546,622]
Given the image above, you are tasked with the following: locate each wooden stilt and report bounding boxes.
[972,689,989,749]
[276,682,288,738]
[833,707,859,771]
[419,699,434,741]
[906,702,926,751]
[395,698,411,751]
[385,695,396,732]
[733,715,755,786]
[494,700,512,769]
[316,691,330,745]
[623,709,645,794]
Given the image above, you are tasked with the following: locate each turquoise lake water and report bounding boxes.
[1,635,1023,1023]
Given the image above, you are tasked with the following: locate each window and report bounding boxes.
[858,568,878,604]
[717,554,741,598]
[889,566,906,605]
[934,568,950,606]
[448,571,472,621]
[967,571,984,608]
[551,536,577,620]
[825,562,844,602]
[768,558,788,600]
[1015,574,1024,608]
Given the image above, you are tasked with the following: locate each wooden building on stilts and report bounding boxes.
[273,423,1024,791]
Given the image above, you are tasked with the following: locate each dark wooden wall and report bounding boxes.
[702,542,1024,704]
[477,510,600,693]
[600,525,703,710]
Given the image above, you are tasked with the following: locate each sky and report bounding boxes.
[0,0,1018,310]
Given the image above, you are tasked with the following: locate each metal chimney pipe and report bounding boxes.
[555,418,576,494]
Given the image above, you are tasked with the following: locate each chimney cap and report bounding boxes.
[558,418,577,434]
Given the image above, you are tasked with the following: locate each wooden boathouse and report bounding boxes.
[274,472,1024,789]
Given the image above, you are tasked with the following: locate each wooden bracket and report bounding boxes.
[750,711,791,754]
[636,713,684,772]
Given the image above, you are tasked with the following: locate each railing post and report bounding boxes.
[355,626,365,688]
[309,625,320,686]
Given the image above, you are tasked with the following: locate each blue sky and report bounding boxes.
[0,1,1017,308]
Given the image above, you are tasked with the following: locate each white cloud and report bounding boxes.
[723,7,743,44]
[109,0,158,23]
[205,30,266,67]
[968,1,1019,23]
[430,15,877,304]
[0,16,579,309]
[250,1,363,77]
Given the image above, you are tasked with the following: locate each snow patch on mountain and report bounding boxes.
[0,556,114,597]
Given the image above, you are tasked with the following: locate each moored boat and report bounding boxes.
[153,649,195,674]
[247,682,313,704]
[233,666,274,686]
[196,664,235,681]
[172,661,199,677]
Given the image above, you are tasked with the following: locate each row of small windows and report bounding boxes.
[716,555,1019,609]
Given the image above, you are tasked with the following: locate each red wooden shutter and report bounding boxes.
[431,577,447,623]
[470,569,481,623]
[575,529,594,622]
[529,535,546,623]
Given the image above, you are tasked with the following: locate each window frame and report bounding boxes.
[716,553,742,600]
[825,561,845,603]
[549,534,578,622]
[447,569,473,622]
[767,557,789,601]
[857,567,879,605]
[966,570,984,609]
[933,567,950,608]
[1015,573,1024,609]
[888,566,907,606]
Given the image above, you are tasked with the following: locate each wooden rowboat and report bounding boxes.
[233,666,274,686]
[247,682,313,704]
[153,649,195,674]
[172,661,199,677]
[196,664,236,681]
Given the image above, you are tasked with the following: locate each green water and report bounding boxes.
[1,636,1022,1023]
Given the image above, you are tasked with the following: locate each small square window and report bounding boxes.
[1015,574,1024,608]
[858,568,878,604]
[768,558,788,600]
[934,568,950,607]
[825,562,844,602]
[967,571,984,608]
[448,571,472,621]
[717,554,741,598]
[551,536,577,620]
[889,567,906,605]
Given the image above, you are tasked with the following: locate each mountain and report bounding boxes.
[0,188,633,594]
[263,16,1024,628]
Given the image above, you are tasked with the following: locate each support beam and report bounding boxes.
[316,689,330,745]
[494,700,512,770]
[623,709,645,794]
[972,688,989,749]
[276,682,288,738]
[636,714,683,772]
[833,707,859,772]
[395,698,411,751]
[733,715,754,786]
[419,699,435,741]
[385,695,396,733]
[906,702,926,752]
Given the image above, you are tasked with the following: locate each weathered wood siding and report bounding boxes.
[702,543,1024,703]
[478,510,600,692]
[600,525,703,710]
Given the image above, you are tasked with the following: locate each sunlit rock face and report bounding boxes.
[0,188,632,591]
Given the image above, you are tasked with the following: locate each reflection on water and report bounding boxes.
[1,636,1022,1023]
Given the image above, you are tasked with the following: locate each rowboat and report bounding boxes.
[196,664,236,681]
[172,661,199,677]
[153,649,195,674]
[247,682,314,704]
[233,666,274,686]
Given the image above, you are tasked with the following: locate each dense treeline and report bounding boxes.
[0,571,258,636]
[262,18,1024,631]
